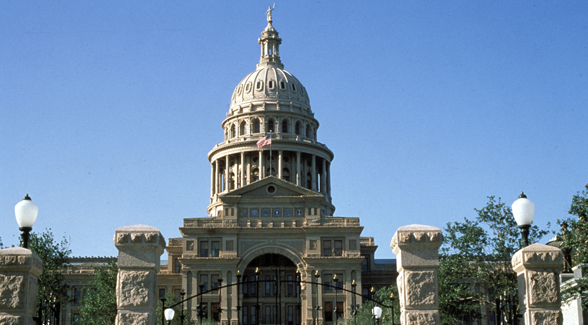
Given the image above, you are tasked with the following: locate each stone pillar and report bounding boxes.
[391,225,442,325]
[211,162,215,197]
[278,150,283,179]
[240,151,245,188]
[225,155,230,191]
[296,152,301,186]
[512,243,564,325]
[0,247,42,325]
[114,225,165,325]
[320,159,326,194]
[215,160,219,195]
[259,150,264,179]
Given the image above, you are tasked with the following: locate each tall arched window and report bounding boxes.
[295,122,301,135]
[282,119,288,133]
[306,125,312,138]
[253,119,260,133]
[267,119,275,133]
[174,258,181,273]
[230,124,236,138]
[240,121,247,136]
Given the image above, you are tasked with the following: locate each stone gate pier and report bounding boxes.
[391,224,443,325]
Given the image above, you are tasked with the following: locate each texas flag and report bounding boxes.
[257,134,272,149]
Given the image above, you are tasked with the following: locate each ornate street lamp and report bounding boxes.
[371,287,376,325]
[351,280,357,325]
[389,293,396,325]
[333,274,339,325]
[15,194,38,249]
[180,289,186,325]
[314,270,320,325]
[236,270,242,325]
[255,267,260,325]
[164,308,175,325]
[372,306,382,325]
[512,192,535,247]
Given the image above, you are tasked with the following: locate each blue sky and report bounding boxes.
[1,1,586,259]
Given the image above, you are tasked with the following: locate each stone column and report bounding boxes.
[211,162,215,197]
[278,150,283,179]
[240,152,245,188]
[512,243,564,325]
[215,160,219,195]
[0,247,42,325]
[320,159,326,194]
[296,152,301,186]
[225,155,230,191]
[259,150,264,179]
[114,225,165,325]
[391,225,442,325]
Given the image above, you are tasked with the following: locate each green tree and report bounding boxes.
[28,229,72,312]
[156,292,198,325]
[345,285,399,325]
[79,261,118,324]
[440,196,548,325]
[558,184,588,310]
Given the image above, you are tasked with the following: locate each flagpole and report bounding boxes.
[269,130,272,176]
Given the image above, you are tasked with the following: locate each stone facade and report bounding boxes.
[114,225,165,325]
[0,247,42,325]
[512,243,564,325]
[391,225,442,325]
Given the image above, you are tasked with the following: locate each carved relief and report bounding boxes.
[0,275,25,309]
[145,232,157,243]
[405,271,436,306]
[0,315,23,325]
[528,271,559,305]
[116,312,150,325]
[406,311,440,325]
[131,233,144,243]
[116,232,129,243]
[118,271,152,307]
[531,310,561,325]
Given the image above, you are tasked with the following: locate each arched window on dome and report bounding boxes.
[240,121,247,136]
[256,80,263,91]
[252,119,260,134]
[282,168,290,182]
[268,80,275,90]
[281,119,289,134]
[267,119,275,133]
[279,80,286,90]
[295,121,301,135]
[306,125,312,138]
[230,124,236,138]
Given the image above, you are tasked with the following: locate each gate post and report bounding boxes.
[512,243,564,325]
[114,225,165,325]
[0,247,43,325]
[390,225,442,325]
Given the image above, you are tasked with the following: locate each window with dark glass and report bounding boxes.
[295,122,300,135]
[322,240,332,256]
[334,240,343,256]
[174,258,181,273]
[287,275,294,296]
[211,274,220,292]
[324,302,333,322]
[200,274,208,292]
[336,301,344,319]
[212,302,220,321]
[282,120,288,133]
[159,288,166,299]
[211,241,220,257]
[323,273,332,292]
[244,306,249,325]
[267,120,275,133]
[253,119,260,133]
[265,275,271,296]
[361,254,370,272]
[265,306,271,324]
[200,241,209,257]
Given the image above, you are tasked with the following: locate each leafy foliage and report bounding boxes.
[344,285,399,325]
[79,261,118,324]
[439,196,549,324]
[558,184,588,310]
[156,292,198,325]
[28,229,72,310]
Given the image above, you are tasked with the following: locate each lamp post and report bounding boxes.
[372,306,382,325]
[164,307,175,325]
[236,270,242,325]
[218,277,223,322]
[314,270,321,325]
[371,287,376,325]
[161,297,167,325]
[255,267,260,325]
[15,194,38,249]
[351,280,357,325]
[333,274,339,325]
[512,192,535,247]
[198,283,205,325]
[389,293,395,325]
[180,289,186,325]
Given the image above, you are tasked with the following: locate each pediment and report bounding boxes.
[219,176,322,200]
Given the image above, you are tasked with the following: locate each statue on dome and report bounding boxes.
[266,4,275,23]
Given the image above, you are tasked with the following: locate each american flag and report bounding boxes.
[257,134,272,149]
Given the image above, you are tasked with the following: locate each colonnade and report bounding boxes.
[210,149,332,199]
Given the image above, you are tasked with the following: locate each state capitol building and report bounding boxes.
[63,11,395,325]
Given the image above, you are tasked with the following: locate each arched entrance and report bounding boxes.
[240,254,302,325]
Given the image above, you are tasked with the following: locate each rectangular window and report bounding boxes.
[212,303,220,321]
[159,288,166,299]
[287,275,294,296]
[200,274,208,292]
[265,306,271,324]
[73,288,82,305]
[250,275,257,295]
[322,240,332,256]
[361,254,370,272]
[265,275,271,296]
[336,301,344,319]
[251,305,256,325]
[324,302,333,322]
[288,306,293,325]
[186,240,194,251]
[211,241,220,257]
[334,240,343,256]
[200,241,209,257]
[211,274,219,293]
[244,307,249,325]
[243,277,248,295]
[323,274,332,292]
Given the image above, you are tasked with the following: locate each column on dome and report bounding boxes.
[278,150,283,179]
[320,158,326,194]
[240,152,245,188]
[327,161,332,200]
[215,160,219,195]
[310,155,317,191]
[296,152,301,186]
[210,162,214,197]
[259,151,264,179]
[225,155,229,192]
[246,153,251,185]
[233,158,238,190]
